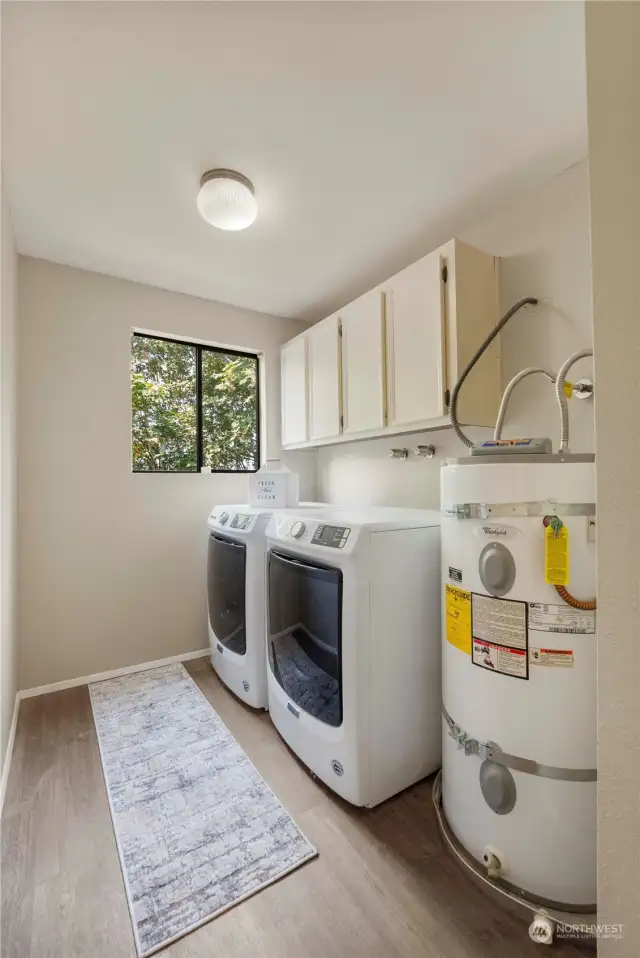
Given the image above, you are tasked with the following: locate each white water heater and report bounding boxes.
[440,451,596,909]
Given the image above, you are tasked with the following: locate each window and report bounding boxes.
[131,333,260,473]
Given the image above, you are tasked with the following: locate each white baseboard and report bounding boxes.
[0,649,210,815]
[0,694,21,815]
[19,649,210,700]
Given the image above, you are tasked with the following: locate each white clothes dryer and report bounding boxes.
[265,507,442,806]
[207,503,327,709]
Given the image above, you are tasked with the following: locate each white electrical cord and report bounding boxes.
[555,349,593,452]
[494,368,557,440]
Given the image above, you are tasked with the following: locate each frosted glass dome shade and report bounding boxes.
[197,170,257,231]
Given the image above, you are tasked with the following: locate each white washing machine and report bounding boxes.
[207,503,327,709]
[265,507,442,807]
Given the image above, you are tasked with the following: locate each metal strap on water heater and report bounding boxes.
[442,704,597,782]
[442,500,596,520]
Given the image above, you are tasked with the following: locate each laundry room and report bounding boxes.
[0,3,638,958]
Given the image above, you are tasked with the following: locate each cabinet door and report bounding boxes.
[281,335,308,446]
[385,252,445,426]
[340,290,385,435]
[308,314,342,441]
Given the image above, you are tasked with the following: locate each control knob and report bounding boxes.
[290,521,306,539]
[219,512,230,525]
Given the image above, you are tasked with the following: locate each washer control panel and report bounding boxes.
[231,513,253,530]
[311,524,351,549]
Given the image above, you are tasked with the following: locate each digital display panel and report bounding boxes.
[311,524,350,549]
[231,513,252,530]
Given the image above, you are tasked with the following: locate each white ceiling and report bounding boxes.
[2,1,587,322]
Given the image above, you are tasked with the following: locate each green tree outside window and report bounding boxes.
[131,334,259,472]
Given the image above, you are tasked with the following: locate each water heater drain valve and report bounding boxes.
[482,845,506,878]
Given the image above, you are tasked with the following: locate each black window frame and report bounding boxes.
[132,331,261,474]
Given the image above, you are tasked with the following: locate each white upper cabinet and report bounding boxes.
[280,333,308,446]
[279,238,500,449]
[440,238,501,428]
[384,251,445,427]
[308,313,342,441]
[340,289,386,435]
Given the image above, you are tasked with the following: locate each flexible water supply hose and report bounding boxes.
[494,368,556,440]
[542,516,597,611]
[554,347,597,608]
[555,348,593,453]
[554,585,596,611]
[450,298,539,448]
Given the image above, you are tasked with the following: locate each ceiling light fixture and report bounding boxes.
[196,169,257,231]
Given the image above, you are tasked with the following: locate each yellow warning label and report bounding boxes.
[445,584,472,654]
[545,525,570,586]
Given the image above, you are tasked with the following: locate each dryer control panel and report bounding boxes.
[268,513,361,555]
[311,524,351,549]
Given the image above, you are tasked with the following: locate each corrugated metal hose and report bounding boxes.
[450,299,596,611]
[554,585,597,611]
[494,367,556,440]
[552,348,596,609]
[555,348,594,453]
[543,516,597,611]
[449,297,539,448]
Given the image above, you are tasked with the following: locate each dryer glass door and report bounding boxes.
[268,550,343,727]
[208,533,247,655]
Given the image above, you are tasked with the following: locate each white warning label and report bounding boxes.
[530,647,574,667]
[473,640,528,679]
[472,593,528,650]
[529,602,595,634]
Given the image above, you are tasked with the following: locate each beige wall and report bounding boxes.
[1,184,18,769]
[18,259,315,689]
[317,160,594,507]
[587,3,640,954]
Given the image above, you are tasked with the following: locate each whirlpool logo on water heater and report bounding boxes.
[475,524,520,539]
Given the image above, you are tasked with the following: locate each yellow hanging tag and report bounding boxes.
[563,381,573,398]
[545,524,570,586]
[445,584,472,654]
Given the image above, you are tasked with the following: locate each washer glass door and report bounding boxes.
[207,533,247,655]
[268,549,343,726]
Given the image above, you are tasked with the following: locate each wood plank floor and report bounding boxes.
[1,658,590,958]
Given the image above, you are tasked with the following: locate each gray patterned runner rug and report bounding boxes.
[90,663,317,957]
